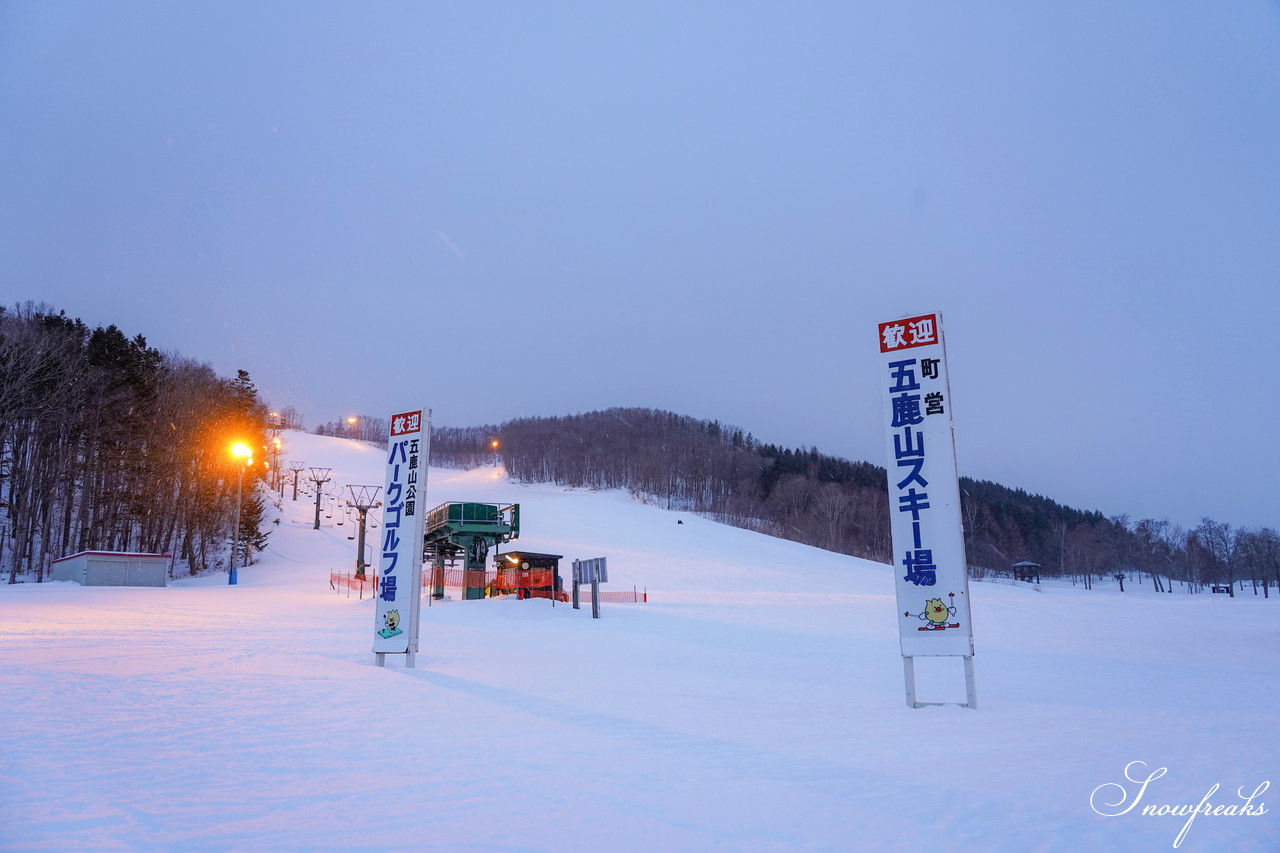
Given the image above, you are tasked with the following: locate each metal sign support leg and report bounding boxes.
[902,656,917,708]
[404,559,423,669]
[903,655,977,709]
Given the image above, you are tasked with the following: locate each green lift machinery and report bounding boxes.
[423,501,520,600]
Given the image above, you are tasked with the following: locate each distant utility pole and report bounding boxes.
[347,485,382,578]
[288,462,307,501]
[271,437,283,495]
[309,467,331,530]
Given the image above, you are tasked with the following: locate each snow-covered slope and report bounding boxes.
[0,431,1274,852]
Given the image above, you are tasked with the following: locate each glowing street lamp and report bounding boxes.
[229,442,254,585]
[272,437,283,494]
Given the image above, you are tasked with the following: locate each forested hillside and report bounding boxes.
[431,408,1280,594]
[11,291,1270,595]
[0,303,270,581]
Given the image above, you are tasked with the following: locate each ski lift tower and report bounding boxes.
[347,485,382,578]
[423,502,520,600]
[308,467,331,529]
[287,462,307,501]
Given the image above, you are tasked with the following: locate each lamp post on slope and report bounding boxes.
[272,437,283,495]
[229,442,254,585]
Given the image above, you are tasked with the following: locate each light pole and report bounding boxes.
[272,437,283,495]
[347,485,382,578]
[347,416,358,439]
[309,467,331,529]
[229,442,254,585]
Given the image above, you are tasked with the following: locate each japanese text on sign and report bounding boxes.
[879,315,939,353]
[390,410,422,437]
[878,312,973,659]
[885,353,949,589]
[374,407,430,657]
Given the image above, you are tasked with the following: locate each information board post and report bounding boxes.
[877,313,976,708]
[373,408,430,668]
[572,557,607,619]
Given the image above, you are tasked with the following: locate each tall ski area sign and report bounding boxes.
[373,408,430,668]
[878,313,976,708]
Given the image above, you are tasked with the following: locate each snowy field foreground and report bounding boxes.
[1,431,1275,852]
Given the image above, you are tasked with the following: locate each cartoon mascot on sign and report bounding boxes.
[378,608,403,639]
[906,593,960,631]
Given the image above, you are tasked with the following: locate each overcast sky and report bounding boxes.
[3,1,1277,531]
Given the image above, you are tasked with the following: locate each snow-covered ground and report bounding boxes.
[1,431,1274,852]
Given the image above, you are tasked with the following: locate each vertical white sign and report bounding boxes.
[878,313,973,658]
[373,408,430,660]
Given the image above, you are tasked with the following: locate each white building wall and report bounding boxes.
[52,552,169,587]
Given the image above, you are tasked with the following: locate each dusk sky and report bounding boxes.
[3,2,1277,531]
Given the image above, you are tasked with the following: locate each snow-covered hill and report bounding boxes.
[0,431,1273,852]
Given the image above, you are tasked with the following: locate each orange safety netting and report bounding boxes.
[329,571,378,598]
[492,567,555,594]
[422,567,555,593]
[331,568,646,603]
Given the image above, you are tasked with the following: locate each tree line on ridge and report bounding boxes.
[423,408,1279,596]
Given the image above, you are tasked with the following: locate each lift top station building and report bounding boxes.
[424,501,520,600]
